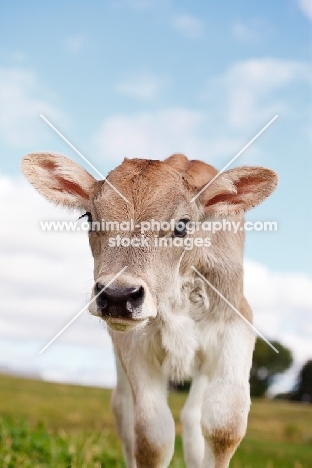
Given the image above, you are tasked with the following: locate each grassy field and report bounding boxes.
[0,374,311,467]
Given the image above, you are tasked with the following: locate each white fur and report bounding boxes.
[111,296,255,468]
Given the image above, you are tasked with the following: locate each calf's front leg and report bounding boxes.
[111,355,136,468]
[115,347,175,468]
[180,373,207,468]
[200,316,255,468]
[133,376,175,467]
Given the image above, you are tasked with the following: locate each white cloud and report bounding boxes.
[172,14,204,39]
[0,67,67,148]
[97,58,311,169]
[64,34,88,54]
[95,108,202,160]
[115,72,168,99]
[207,58,311,130]
[244,259,312,388]
[297,0,312,21]
[94,107,241,164]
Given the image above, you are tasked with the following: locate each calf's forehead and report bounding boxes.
[92,158,194,221]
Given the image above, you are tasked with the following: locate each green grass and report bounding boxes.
[0,374,311,467]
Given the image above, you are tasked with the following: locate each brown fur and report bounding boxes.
[165,153,218,186]
[135,432,163,468]
[209,428,242,468]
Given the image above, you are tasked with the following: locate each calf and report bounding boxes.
[22,152,278,468]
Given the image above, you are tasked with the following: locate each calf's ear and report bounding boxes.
[21,152,97,210]
[199,166,278,215]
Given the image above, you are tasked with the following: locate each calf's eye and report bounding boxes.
[174,218,189,238]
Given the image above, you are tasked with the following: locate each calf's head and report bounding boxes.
[22,153,278,332]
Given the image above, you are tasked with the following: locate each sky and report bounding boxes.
[0,0,311,392]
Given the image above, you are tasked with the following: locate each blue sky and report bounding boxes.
[0,0,311,390]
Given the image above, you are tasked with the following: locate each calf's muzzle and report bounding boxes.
[95,283,145,318]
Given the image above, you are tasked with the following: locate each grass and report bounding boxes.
[0,374,311,467]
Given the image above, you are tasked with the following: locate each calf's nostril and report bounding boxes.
[95,282,108,310]
[126,286,145,311]
[99,298,108,309]
[95,282,105,294]
[129,286,144,302]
